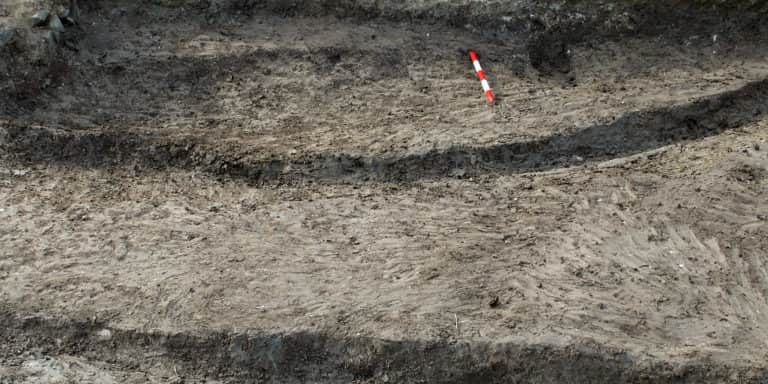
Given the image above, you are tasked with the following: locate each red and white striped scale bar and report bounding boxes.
[469,50,496,105]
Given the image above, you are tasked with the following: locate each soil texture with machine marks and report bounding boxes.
[1,0,768,383]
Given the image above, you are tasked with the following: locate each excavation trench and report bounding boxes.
[3,78,767,185]
[1,312,764,384]
[2,1,768,383]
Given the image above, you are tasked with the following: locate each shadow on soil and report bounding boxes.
[2,77,767,185]
[1,312,764,384]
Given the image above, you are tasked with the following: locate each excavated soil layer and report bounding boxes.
[2,0,768,383]
[0,313,763,384]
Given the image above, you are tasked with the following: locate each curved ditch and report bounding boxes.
[3,77,767,185]
[1,312,765,384]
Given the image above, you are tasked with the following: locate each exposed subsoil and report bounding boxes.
[1,0,768,383]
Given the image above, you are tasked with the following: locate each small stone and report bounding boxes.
[489,296,500,308]
[62,10,76,24]
[62,16,77,27]
[46,30,60,46]
[61,5,79,27]
[64,0,80,23]
[31,10,51,27]
[95,329,112,340]
[755,143,762,151]
[48,15,65,34]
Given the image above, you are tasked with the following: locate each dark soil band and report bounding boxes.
[1,311,764,383]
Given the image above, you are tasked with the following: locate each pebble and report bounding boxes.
[95,329,112,340]
[48,14,65,34]
[62,16,77,27]
[46,30,60,46]
[61,6,79,27]
[47,15,65,45]
[31,10,50,27]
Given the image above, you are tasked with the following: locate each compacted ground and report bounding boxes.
[1,0,768,383]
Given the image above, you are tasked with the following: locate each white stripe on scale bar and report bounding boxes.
[481,79,491,92]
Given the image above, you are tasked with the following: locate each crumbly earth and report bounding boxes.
[1,0,768,383]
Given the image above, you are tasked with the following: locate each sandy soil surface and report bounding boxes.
[2,0,768,383]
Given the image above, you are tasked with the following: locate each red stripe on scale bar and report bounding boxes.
[469,50,495,105]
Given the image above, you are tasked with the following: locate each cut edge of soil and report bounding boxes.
[1,311,764,384]
[2,77,766,186]
[194,0,768,39]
